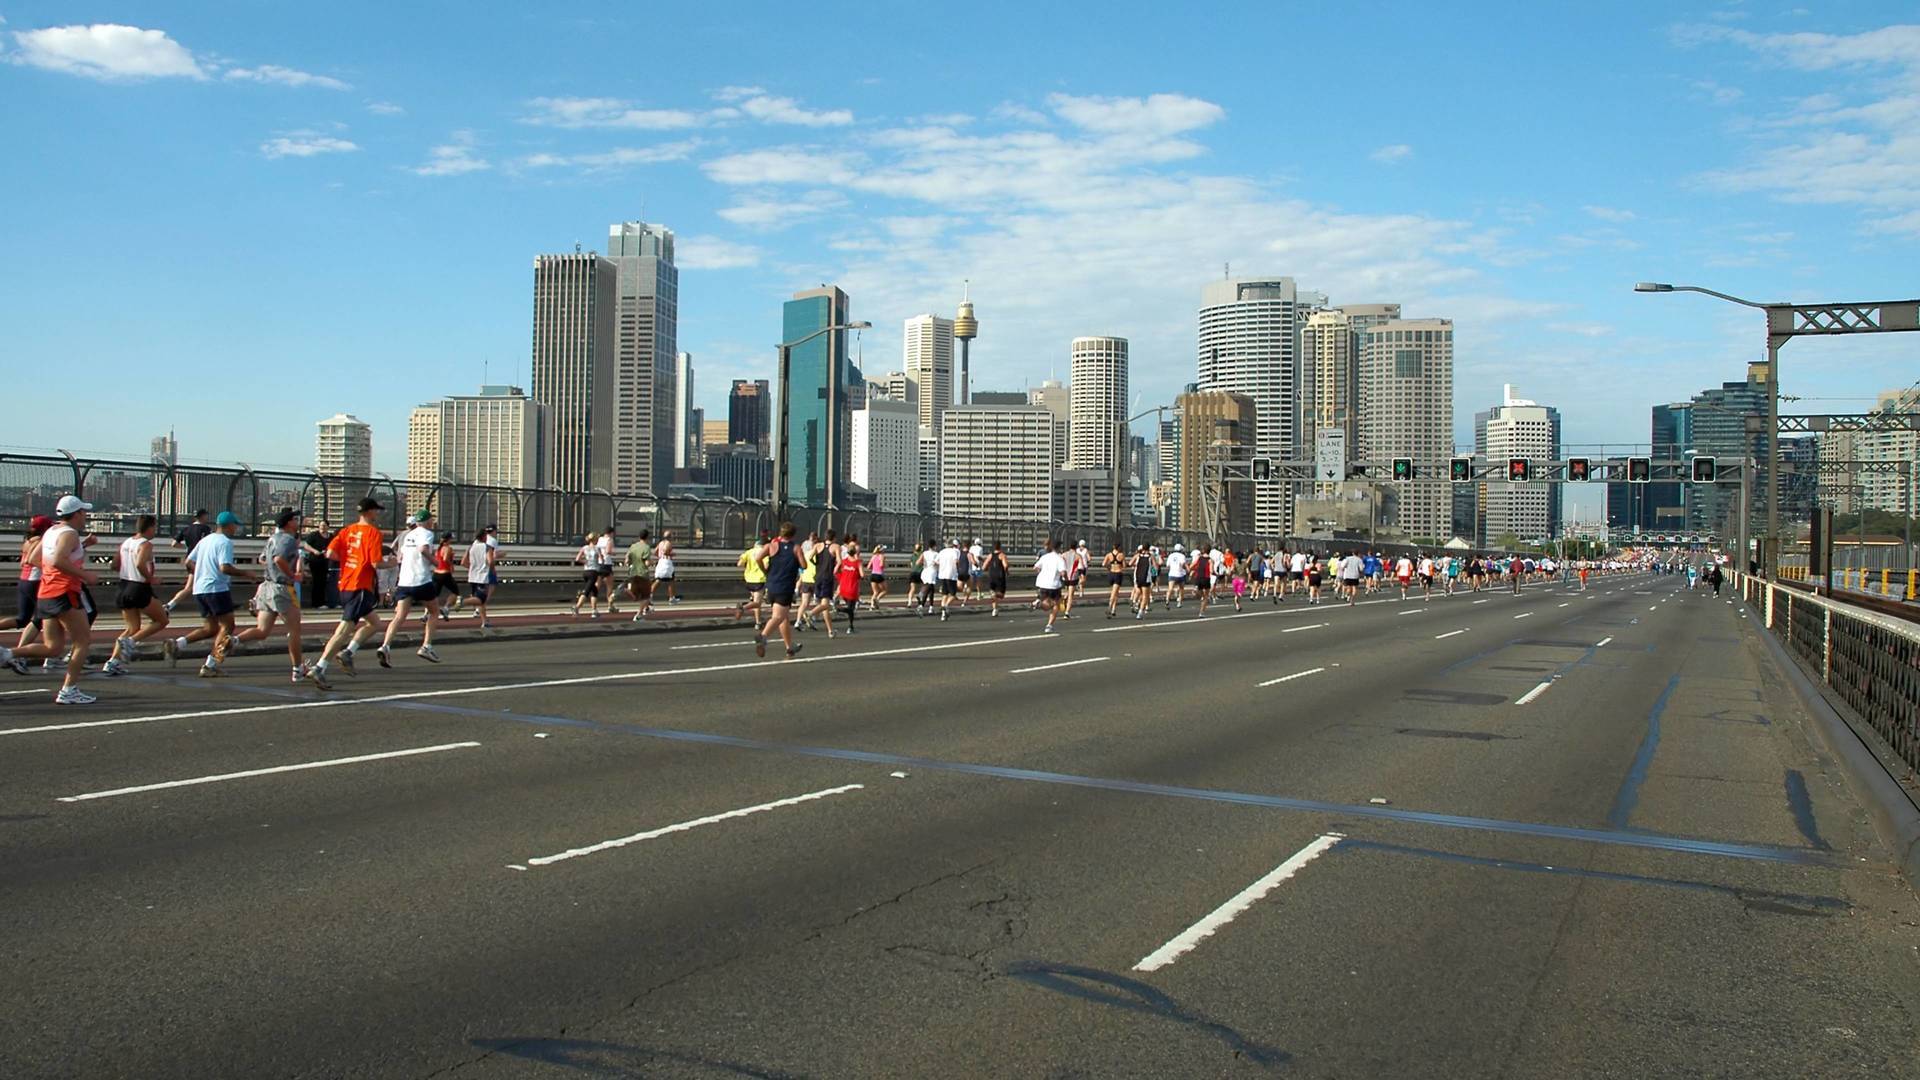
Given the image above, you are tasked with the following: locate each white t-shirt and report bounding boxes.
[1341,555,1363,579]
[1166,551,1189,579]
[1396,557,1413,578]
[936,546,963,580]
[1035,551,1069,590]
[1419,557,1434,576]
[1291,552,1308,574]
[118,535,149,582]
[597,535,616,566]
[919,548,939,583]
[968,543,984,570]
[398,526,436,587]
[466,540,490,584]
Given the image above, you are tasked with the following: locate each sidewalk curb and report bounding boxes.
[1744,592,1920,890]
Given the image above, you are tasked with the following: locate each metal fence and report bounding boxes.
[1738,572,1920,781]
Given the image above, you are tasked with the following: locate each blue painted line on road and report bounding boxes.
[387,696,1832,867]
[1608,673,1680,830]
[1784,769,1832,851]
[1334,840,1849,909]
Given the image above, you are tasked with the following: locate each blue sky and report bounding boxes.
[3,2,1916,521]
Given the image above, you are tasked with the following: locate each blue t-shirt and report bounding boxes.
[189,532,235,595]
[1363,555,1382,576]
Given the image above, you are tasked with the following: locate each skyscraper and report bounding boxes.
[1301,303,1400,494]
[850,396,918,513]
[1176,390,1258,535]
[1068,336,1129,473]
[1688,364,1769,537]
[407,405,442,486]
[873,370,917,410]
[1197,276,1327,535]
[673,352,695,470]
[315,413,374,525]
[1028,378,1071,468]
[903,314,954,431]
[1358,318,1453,542]
[728,379,771,454]
[428,386,548,538]
[781,286,853,506]
[1474,385,1561,545]
[939,406,1054,521]
[605,220,678,494]
[531,251,618,493]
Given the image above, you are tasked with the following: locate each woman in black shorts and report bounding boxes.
[1103,542,1127,619]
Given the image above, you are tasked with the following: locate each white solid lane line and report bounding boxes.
[1281,623,1328,633]
[515,783,863,869]
[1397,609,1425,616]
[1595,637,1614,647]
[1257,667,1326,687]
[1435,629,1468,640]
[1133,833,1344,972]
[1010,656,1110,675]
[1558,603,1570,608]
[0,687,49,697]
[58,741,481,802]
[1513,612,1534,620]
[668,641,753,650]
[0,632,1059,738]
[1515,682,1553,705]
[1472,599,1490,605]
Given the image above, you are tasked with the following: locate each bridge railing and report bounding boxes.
[1737,572,1920,781]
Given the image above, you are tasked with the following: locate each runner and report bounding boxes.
[966,537,986,604]
[836,537,863,635]
[1418,552,1435,601]
[1191,545,1213,617]
[173,510,252,678]
[904,542,925,611]
[231,508,307,682]
[1578,560,1590,591]
[13,515,54,657]
[1363,550,1383,594]
[377,508,443,665]
[807,531,840,637]
[629,528,657,622]
[432,530,461,618]
[752,522,803,660]
[596,527,620,615]
[1230,553,1249,612]
[1129,544,1153,619]
[985,542,1010,616]
[8,497,99,701]
[162,508,214,613]
[103,514,175,675]
[1445,553,1462,596]
[866,544,889,611]
[1164,543,1188,607]
[796,532,822,630]
[917,540,939,616]
[1394,553,1414,600]
[732,532,763,626]
[307,497,390,690]
[935,537,963,622]
[1509,555,1524,594]
[570,532,601,618]
[1339,549,1364,605]
[1062,541,1088,619]
[1306,552,1325,605]
[1102,541,1127,619]
[483,524,504,607]
[653,531,680,604]
[1033,538,1069,634]
[462,528,496,632]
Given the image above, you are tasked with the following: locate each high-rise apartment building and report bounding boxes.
[872,370,918,411]
[430,385,548,537]
[605,221,678,494]
[850,396,918,513]
[918,425,940,515]
[407,406,442,486]
[938,406,1054,521]
[1473,385,1561,545]
[1175,390,1258,535]
[706,443,773,502]
[531,251,618,493]
[903,314,954,432]
[1197,276,1327,535]
[1857,388,1919,514]
[1029,378,1071,469]
[1068,336,1129,475]
[315,413,374,524]
[1158,415,1182,528]
[728,379,771,454]
[1357,318,1453,542]
[1300,303,1400,494]
[673,352,696,470]
[781,286,854,505]
[1687,364,1769,536]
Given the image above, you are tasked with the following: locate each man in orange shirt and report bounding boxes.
[307,497,389,690]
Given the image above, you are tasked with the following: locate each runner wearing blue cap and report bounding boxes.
[179,511,256,678]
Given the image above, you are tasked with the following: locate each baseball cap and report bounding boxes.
[29,514,53,534]
[54,495,92,516]
[357,497,384,512]
[215,511,241,527]
[412,508,434,523]
[275,508,303,527]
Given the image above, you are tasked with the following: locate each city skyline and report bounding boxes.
[4,6,1918,522]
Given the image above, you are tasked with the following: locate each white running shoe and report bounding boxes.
[54,686,96,705]
[417,645,441,663]
[163,638,179,667]
[101,659,127,677]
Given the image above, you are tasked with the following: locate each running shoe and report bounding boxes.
[376,645,392,668]
[306,665,333,690]
[101,659,127,677]
[163,637,179,667]
[417,645,441,663]
[3,657,27,676]
[785,643,803,659]
[669,596,683,605]
[338,650,358,676]
[1042,624,1058,634]
[290,666,303,684]
[754,634,767,658]
[198,664,225,678]
[54,686,96,705]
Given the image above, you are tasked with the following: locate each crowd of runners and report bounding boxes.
[4,497,1649,701]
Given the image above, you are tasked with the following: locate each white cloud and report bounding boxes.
[1582,205,1636,222]
[717,189,846,228]
[409,132,490,176]
[261,132,359,159]
[1047,92,1222,137]
[713,85,766,102]
[224,64,349,90]
[1691,78,1743,105]
[1683,22,1920,235]
[677,235,762,269]
[9,23,204,80]
[521,96,704,130]
[735,93,852,127]
[1369,143,1414,164]
[517,141,699,170]
[1546,321,1615,338]
[367,100,404,116]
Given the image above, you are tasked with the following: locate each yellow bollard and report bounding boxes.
[1908,569,1917,601]
[1882,568,1891,595]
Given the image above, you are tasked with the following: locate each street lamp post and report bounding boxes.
[771,320,872,521]
[1635,282,1919,578]
[1112,405,1168,540]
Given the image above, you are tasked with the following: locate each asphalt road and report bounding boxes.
[4,573,1918,1079]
